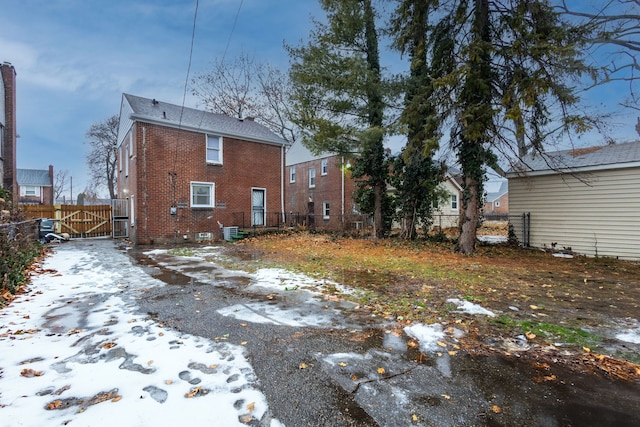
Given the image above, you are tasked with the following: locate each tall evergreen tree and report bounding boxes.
[413,0,595,254]
[389,0,455,239]
[288,0,389,238]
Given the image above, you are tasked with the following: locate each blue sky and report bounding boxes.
[1,0,323,195]
[1,0,638,196]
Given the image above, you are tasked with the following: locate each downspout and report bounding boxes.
[281,144,286,222]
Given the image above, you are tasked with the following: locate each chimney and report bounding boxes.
[1,62,18,202]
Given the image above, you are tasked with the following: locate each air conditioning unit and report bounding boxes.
[196,232,213,241]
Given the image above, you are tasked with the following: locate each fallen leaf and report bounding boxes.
[165,380,173,385]
[529,305,538,310]
[491,405,502,413]
[583,346,591,353]
[299,363,308,369]
[20,368,44,378]
[525,331,536,340]
[351,374,358,381]
[412,414,419,422]
[436,341,447,348]
[441,394,451,400]
[240,341,248,346]
[111,395,122,403]
[377,367,385,374]
[246,402,255,411]
[239,414,253,424]
[102,342,117,349]
[47,400,62,410]
[448,351,457,356]
[185,386,202,398]
[147,360,153,365]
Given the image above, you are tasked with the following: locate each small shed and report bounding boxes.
[506,141,640,260]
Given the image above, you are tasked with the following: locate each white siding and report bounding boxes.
[509,167,640,260]
[433,179,461,229]
[117,96,134,147]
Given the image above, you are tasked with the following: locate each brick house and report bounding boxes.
[285,142,363,230]
[482,180,509,217]
[17,166,54,205]
[116,93,289,244]
[1,62,17,201]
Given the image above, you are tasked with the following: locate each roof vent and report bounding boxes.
[152,99,159,106]
[163,111,167,119]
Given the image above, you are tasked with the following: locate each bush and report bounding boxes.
[0,191,43,301]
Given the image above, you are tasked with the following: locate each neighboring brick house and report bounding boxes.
[482,180,509,217]
[17,166,54,205]
[1,62,18,201]
[116,93,289,244]
[285,141,361,230]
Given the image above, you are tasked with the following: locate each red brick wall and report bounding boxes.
[286,155,358,229]
[118,122,284,244]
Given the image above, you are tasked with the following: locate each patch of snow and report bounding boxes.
[616,329,640,344]
[477,235,508,244]
[404,323,445,353]
[217,302,342,328]
[447,298,495,317]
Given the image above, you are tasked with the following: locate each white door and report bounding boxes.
[252,189,266,226]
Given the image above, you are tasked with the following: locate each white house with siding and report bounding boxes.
[506,141,640,260]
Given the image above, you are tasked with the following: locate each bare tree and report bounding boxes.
[53,169,69,203]
[85,115,119,199]
[191,53,297,142]
[559,0,639,105]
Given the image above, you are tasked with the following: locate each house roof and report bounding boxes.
[507,140,640,177]
[122,93,289,147]
[485,180,508,202]
[285,141,335,166]
[17,169,51,186]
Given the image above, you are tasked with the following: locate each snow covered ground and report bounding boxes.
[0,242,281,427]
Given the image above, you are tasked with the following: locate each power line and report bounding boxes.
[221,0,244,65]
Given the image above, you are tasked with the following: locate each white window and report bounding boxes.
[290,165,296,183]
[323,201,330,219]
[451,194,458,210]
[309,168,316,188]
[190,182,215,208]
[321,158,328,175]
[206,135,222,164]
[21,186,40,197]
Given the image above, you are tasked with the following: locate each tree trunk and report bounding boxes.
[458,174,480,254]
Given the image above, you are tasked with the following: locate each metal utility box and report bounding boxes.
[223,226,239,241]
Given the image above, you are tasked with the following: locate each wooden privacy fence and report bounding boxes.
[21,204,112,238]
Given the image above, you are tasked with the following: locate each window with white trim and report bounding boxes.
[451,194,458,210]
[289,165,296,183]
[21,186,40,197]
[309,168,316,188]
[206,135,222,164]
[321,158,328,175]
[190,182,215,208]
[495,201,500,207]
[323,201,330,219]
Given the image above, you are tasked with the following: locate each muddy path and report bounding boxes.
[129,244,640,426]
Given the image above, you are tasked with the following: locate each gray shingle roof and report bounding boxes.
[17,169,51,186]
[124,93,288,146]
[508,141,640,176]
